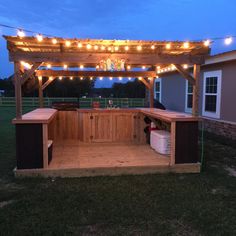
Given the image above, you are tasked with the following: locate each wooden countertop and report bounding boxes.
[12,108,58,124]
[140,108,199,122]
[77,108,140,113]
[78,108,199,122]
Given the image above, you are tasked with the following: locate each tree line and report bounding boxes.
[0,77,145,98]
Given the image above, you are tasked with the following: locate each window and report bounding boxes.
[202,70,222,119]
[154,78,162,102]
[185,80,193,113]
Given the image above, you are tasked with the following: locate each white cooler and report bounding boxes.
[150,130,171,155]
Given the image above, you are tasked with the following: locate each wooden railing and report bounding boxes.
[0,97,146,108]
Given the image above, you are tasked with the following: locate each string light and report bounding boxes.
[99,77,103,80]
[127,65,131,70]
[225,37,233,45]
[90,77,93,80]
[36,34,43,42]
[86,44,92,49]
[108,46,112,51]
[78,42,83,48]
[148,77,151,80]
[166,43,171,49]
[109,77,113,80]
[94,45,98,50]
[128,77,131,80]
[80,65,84,69]
[137,45,142,51]
[70,76,73,80]
[52,38,57,44]
[47,64,51,68]
[96,65,99,69]
[80,77,83,80]
[119,77,122,80]
[125,46,129,51]
[38,76,42,81]
[63,64,68,70]
[142,66,146,69]
[114,46,119,51]
[101,45,105,50]
[17,29,25,38]
[138,77,142,80]
[151,45,155,50]
[183,64,188,69]
[59,76,62,80]
[183,42,189,49]
[49,76,53,81]
[65,41,71,47]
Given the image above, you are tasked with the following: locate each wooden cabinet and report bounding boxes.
[91,113,113,142]
[112,113,134,142]
[79,111,145,143]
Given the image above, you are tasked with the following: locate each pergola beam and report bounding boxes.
[10,51,206,65]
[192,64,200,116]
[174,64,196,85]
[42,78,56,90]
[21,62,43,85]
[36,70,157,78]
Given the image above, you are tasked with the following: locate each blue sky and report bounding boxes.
[0,0,236,87]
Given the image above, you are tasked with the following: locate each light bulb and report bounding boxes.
[151,45,155,50]
[17,29,25,38]
[65,41,71,47]
[137,45,142,51]
[119,77,122,80]
[52,38,57,44]
[225,37,233,45]
[59,76,62,80]
[109,77,113,80]
[36,34,43,42]
[183,42,189,49]
[70,76,73,80]
[166,43,171,49]
[203,40,210,47]
[125,46,129,51]
[86,44,92,49]
[128,77,131,80]
[101,45,105,50]
[99,77,103,80]
[114,46,119,51]
[78,42,82,48]
[94,45,98,50]
[63,64,68,69]
[80,65,84,69]
[142,66,146,69]
[127,65,131,70]
[47,64,51,68]
[183,64,188,69]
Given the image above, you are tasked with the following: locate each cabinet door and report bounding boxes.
[91,113,113,142]
[112,113,134,142]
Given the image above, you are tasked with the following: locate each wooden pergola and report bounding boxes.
[4,36,210,118]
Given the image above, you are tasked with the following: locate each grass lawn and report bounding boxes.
[0,107,236,236]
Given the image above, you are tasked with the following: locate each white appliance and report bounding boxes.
[150,130,171,155]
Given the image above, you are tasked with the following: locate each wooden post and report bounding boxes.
[38,76,43,108]
[14,62,22,119]
[192,64,200,116]
[149,77,154,108]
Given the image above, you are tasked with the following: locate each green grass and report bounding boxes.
[0,107,236,235]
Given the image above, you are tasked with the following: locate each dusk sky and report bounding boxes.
[0,0,236,87]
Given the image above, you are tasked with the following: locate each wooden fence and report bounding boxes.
[0,97,146,108]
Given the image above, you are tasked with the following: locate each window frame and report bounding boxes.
[202,70,222,119]
[154,78,162,102]
[185,80,193,113]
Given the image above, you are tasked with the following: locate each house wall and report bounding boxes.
[161,74,186,112]
[159,60,236,123]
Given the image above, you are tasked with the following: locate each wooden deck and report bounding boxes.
[50,141,170,169]
[14,141,200,178]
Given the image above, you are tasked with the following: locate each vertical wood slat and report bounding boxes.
[192,64,201,116]
[14,62,22,119]
[38,77,43,108]
[149,77,154,108]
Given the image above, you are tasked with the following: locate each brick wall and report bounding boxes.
[201,118,236,140]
